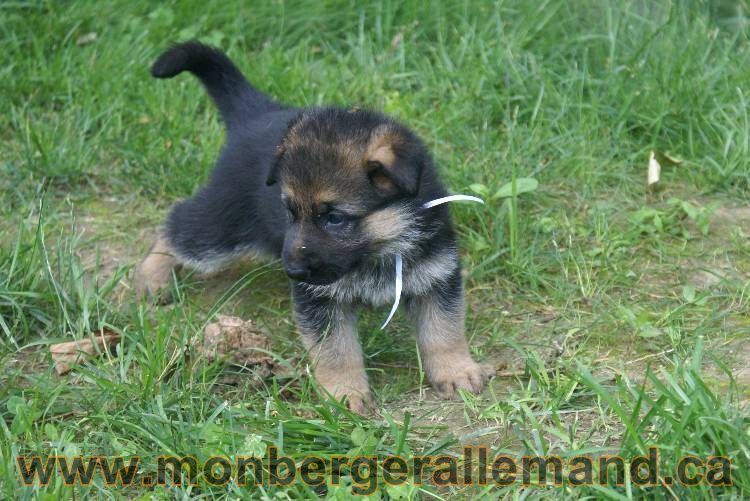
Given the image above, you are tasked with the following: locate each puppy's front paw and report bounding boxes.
[429,358,493,399]
[316,373,374,415]
[343,391,375,416]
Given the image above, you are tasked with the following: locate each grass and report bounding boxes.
[1,0,750,498]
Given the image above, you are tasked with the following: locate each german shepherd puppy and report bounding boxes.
[135,41,492,413]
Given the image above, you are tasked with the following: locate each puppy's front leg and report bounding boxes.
[292,285,373,414]
[407,268,493,398]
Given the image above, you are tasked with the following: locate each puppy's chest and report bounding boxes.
[306,248,458,306]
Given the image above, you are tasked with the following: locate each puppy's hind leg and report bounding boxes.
[134,229,180,303]
[135,188,272,303]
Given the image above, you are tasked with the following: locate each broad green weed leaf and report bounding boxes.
[494,177,538,199]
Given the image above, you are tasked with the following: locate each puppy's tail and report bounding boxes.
[151,41,278,130]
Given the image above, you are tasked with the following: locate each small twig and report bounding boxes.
[625,348,675,365]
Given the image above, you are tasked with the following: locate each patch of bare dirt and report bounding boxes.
[703,204,750,248]
[684,255,748,289]
[703,338,750,398]
[75,213,148,303]
[712,205,750,229]
[682,204,750,288]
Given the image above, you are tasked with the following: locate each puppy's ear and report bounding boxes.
[365,126,423,197]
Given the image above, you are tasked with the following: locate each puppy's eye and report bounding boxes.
[322,212,346,229]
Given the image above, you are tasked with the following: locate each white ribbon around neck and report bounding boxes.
[380,194,485,329]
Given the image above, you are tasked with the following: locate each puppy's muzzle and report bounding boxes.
[285,262,313,281]
[284,258,342,285]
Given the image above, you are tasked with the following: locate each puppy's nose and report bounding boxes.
[285,263,310,281]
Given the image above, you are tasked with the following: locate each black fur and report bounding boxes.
[291,282,336,337]
[155,42,455,284]
[151,41,281,129]
[144,42,487,407]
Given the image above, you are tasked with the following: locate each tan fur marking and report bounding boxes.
[134,231,179,303]
[283,184,346,220]
[365,125,402,168]
[281,184,295,201]
[369,144,396,167]
[336,138,365,169]
[281,183,314,217]
[362,207,410,243]
[311,188,340,205]
[411,294,493,398]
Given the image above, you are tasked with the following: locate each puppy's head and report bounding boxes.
[268,108,431,285]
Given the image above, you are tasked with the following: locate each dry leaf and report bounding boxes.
[647,151,661,186]
[76,32,97,47]
[50,330,121,375]
[655,151,683,165]
[648,150,683,189]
